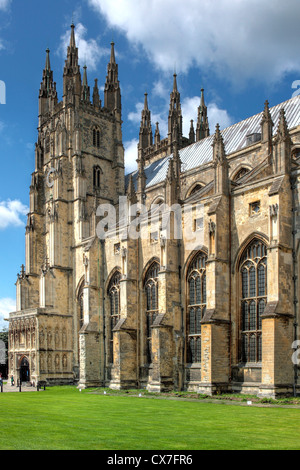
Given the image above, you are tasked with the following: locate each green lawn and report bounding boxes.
[0,386,299,450]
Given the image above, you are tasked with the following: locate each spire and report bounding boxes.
[70,22,76,48]
[63,24,81,106]
[93,78,101,108]
[189,120,195,144]
[273,107,292,175]
[173,73,178,92]
[45,48,51,72]
[144,92,149,110]
[104,41,121,113]
[40,48,56,98]
[261,100,274,143]
[39,48,57,123]
[83,65,87,86]
[213,124,226,160]
[65,23,79,70]
[196,88,210,141]
[261,99,272,123]
[276,108,290,142]
[81,65,90,102]
[139,92,153,150]
[168,74,182,149]
[110,41,116,64]
[260,100,274,160]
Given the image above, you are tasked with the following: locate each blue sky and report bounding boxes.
[1,0,300,327]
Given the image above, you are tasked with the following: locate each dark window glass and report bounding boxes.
[187,252,207,364]
[145,262,159,364]
[108,272,121,363]
[240,239,267,363]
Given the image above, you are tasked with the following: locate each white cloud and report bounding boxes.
[182,96,233,135]
[152,80,169,99]
[0,0,11,11]
[59,22,109,72]
[0,0,10,51]
[207,103,233,132]
[0,200,28,230]
[0,297,15,329]
[128,101,144,124]
[124,139,138,174]
[88,0,300,85]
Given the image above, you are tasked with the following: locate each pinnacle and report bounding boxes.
[70,22,76,48]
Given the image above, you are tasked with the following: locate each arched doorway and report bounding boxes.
[20,357,30,382]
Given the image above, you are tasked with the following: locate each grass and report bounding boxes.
[0,386,300,450]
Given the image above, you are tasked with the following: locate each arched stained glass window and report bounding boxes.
[108,271,121,363]
[144,262,159,364]
[240,239,267,363]
[187,251,207,363]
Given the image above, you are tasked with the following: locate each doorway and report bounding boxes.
[20,357,30,382]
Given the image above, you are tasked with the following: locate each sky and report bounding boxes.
[1,0,300,328]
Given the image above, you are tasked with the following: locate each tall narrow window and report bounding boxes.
[93,166,101,189]
[187,251,207,363]
[240,239,267,363]
[108,271,121,363]
[78,283,84,332]
[144,262,159,364]
[93,128,100,148]
[45,134,50,154]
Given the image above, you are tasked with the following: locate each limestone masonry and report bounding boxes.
[8,24,300,397]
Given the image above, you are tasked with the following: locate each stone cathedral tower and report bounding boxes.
[8,25,124,385]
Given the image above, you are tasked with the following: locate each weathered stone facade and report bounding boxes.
[8,25,300,397]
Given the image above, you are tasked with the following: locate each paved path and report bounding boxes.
[1,382,43,393]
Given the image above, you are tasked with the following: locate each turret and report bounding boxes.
[189,120,195,144]
[81,65,90,103]
[196,88,209,141]
[273,108,292,175]
[104,42,121,114]
[93,79,101,108]
[261,100,274,161]
[168,74,183,150]
[39,48,58,126]
[139,93,153,150]
[63,23,82,107]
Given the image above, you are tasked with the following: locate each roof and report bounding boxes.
[126,94,300,190]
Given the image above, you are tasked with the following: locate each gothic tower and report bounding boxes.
[9,24,124,386]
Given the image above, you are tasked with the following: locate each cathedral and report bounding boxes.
[8,24,300,397]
